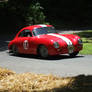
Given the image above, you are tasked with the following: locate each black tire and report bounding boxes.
[39,45,48,58]
[69,51,79,57]
[11,45,19,56]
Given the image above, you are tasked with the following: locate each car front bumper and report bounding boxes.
[48,44,83,56]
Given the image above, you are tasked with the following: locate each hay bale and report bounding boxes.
[0,73,74,92]
[0,67,15,80]
[1,67,92,92]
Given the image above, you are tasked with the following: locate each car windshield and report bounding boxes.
[32,27,57,36]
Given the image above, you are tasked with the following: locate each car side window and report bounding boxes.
[18,30,32,37]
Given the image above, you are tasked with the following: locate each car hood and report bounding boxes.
[38,33,77,45]
[38,33,62,41]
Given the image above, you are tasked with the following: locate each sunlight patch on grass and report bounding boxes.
[82,38,92,43]
[75,30,92,55]
[80,43,92,55]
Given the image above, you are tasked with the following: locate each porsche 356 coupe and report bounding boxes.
[8,24,83,58]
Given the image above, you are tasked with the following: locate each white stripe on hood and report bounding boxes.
[48,33,72,46]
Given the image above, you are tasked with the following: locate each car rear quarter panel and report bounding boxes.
[8,39,17,50]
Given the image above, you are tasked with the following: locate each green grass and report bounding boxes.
[75,30,92,55]
[80,43,92,54]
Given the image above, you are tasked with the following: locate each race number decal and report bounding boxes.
[23,40,29,50]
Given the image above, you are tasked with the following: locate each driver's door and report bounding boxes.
[17,29,33,54]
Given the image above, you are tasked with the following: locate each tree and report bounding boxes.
[0,0,46,32]
[26,2,45,25]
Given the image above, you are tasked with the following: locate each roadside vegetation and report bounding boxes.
[0,0,46,34]
[0,67,92,92]
[75,30,92,55]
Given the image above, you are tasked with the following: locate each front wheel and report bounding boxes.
[69,51,79,57]
[39,45,48,58]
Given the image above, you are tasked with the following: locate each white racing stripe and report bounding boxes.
[39,24,47,27]
[48,33,72,46]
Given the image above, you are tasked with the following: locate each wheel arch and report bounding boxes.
[37,44,49,54]
[37,44,45,55]
[9,43,18,51]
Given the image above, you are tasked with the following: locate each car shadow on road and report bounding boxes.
[8,53,84,60]
[44,55,84,60]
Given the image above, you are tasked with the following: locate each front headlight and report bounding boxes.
[78,39,83,44]
[53,42,59,48]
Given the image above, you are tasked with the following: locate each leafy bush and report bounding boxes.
[0,0,46,32]
[26,2,46,25]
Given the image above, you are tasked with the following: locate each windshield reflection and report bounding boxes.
[32,27,57,36]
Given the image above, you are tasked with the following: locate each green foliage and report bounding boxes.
[76,30,92,38]
[26,2,46,25]
[0,0,46,32]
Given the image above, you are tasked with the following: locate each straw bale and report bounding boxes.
[0,73,74,92]
[0,67,92,92]
[0,67,15,80]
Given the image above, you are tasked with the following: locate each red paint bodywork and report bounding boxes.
[8,25,83,56]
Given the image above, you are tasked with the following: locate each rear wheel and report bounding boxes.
[39,45,48,58]
[11,45,19,56]
[69,51,79,57]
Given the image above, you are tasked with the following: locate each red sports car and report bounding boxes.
[8,24,83,58]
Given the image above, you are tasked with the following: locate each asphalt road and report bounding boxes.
[0,31,92,77]
[0,50,92,77]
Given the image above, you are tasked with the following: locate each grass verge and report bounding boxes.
[80,43,92,54]
[0,67,92,92]
[75,30,92,55]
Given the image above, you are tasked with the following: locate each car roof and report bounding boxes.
[21,24,53,32]
[16,24,53,37]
